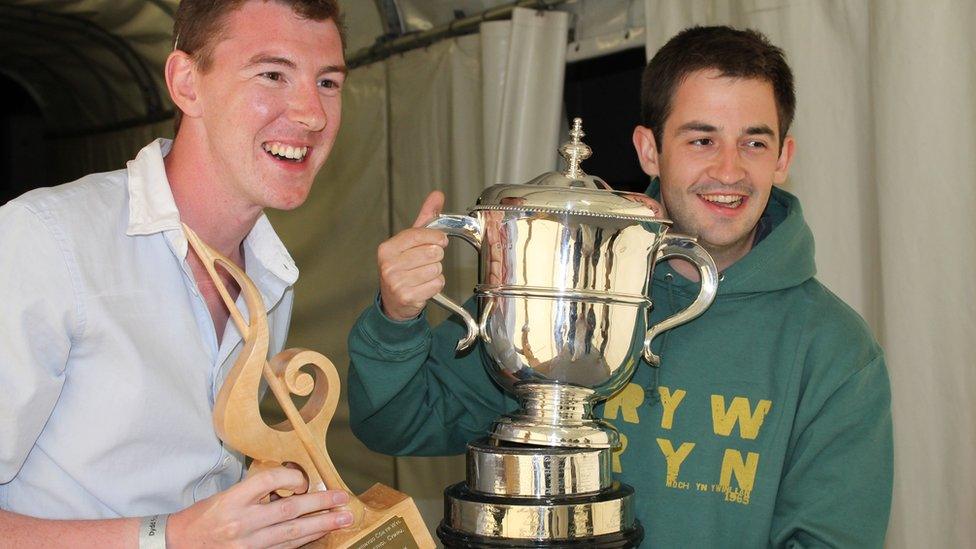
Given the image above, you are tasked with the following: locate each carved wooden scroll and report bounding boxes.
[183,224,434,549]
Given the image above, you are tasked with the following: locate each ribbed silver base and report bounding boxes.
[440,482,642,546]
[467,439,611,497]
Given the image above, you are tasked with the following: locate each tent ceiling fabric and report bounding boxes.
[395,0,512,31]
[0,0,398,135]
[0,0,642,135]
[395,0,644,41]
[0,0,177,135]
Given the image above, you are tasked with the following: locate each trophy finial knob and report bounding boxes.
[560,117,592,179]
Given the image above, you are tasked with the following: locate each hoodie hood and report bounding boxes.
[647,179,817,296]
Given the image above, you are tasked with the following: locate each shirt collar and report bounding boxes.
[126,138,180,236]
[123,138,299,287]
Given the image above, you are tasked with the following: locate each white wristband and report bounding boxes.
[139,514,168,549]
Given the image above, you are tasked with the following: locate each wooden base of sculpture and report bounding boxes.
[182,224,434,549]
[308,483,433,548]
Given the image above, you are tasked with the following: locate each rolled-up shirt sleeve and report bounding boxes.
[0,201,79,485]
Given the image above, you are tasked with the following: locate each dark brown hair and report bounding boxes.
[640,26,795,151]
[171,0,345,132]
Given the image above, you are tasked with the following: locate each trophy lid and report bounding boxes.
[473,118,668,222]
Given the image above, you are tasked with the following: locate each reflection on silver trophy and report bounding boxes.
[429,119,719,548]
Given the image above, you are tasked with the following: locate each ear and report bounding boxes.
[165,50,202,119]
[772,135,796,185]
[632,126,660,177]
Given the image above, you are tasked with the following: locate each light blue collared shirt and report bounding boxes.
[0,139,298,518]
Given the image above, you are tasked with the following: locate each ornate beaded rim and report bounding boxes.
[471,204,668,223]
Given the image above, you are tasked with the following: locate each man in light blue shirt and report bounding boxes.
[0,0,352,546]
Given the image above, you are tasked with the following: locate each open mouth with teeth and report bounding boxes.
[263,142,309,163]
[700,193,745,209]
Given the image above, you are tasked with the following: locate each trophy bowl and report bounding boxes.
[474,207,663,399]
[426,120,718,448]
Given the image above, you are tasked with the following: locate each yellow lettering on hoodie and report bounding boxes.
[710,395,772,440]
[612,433,628,473]
[656,438,695,486]
[604,383,644,424]
[719,448,760,493]
[657,386,686,430]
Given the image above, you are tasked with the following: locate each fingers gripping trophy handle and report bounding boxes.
[643,234,719,365]
[424,214,484,351]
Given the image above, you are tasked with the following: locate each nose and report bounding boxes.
[288,82,327,132]
[708,143,745,185]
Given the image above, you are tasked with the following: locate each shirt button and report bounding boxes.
[223,456,232,466]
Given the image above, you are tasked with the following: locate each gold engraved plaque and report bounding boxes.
[350,516,420,549]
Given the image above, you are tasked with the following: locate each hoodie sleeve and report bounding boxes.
[346,297,513,456]
[769,353,893,548]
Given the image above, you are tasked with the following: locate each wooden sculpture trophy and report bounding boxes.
[183,224,434,549]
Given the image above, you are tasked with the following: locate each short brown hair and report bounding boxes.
[640,26,795,152]
[171,0,345,131]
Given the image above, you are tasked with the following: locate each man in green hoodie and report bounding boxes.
[347,26,893,547]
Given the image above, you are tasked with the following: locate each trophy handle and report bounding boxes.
[425,214,484,352]
[643,233,719,365]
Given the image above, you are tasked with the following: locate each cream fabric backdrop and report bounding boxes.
[644,1,975,546]
[872,3,975,546]
[481,8,570,187]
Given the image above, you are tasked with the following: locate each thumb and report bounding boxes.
[412,191,446,228]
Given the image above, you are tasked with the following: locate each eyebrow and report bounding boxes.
[744,124,776,138]
[674,121,776,138]
[244,54,348,76]
[674,121,718,135]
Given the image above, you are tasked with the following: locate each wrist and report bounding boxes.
[377,295,422,322]
[162,509,184,548]
[383,306,420,322]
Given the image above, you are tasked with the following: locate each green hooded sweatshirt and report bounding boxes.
[347,185,893,548]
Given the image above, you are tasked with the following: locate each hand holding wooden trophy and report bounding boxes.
[183,224,434,549]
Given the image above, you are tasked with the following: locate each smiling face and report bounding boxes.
[633,69,795,270]
[180,0,346,213]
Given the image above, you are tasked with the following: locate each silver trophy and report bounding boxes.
[428,119,719,547]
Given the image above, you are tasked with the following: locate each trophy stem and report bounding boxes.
[490,382,620,449]
[518,383,594,422]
